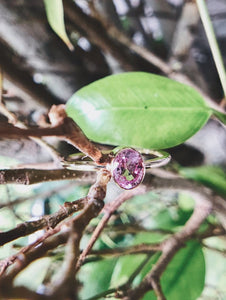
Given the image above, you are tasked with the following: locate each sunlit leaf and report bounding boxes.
[66,72,212,149]
[43,0,74,50]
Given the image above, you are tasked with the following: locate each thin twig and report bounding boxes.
[143,174,226,228]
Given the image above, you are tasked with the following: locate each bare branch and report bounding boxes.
[0,104,106,164]
[0,197,87,246]
[0,168,94,185]
[0,101,62,165]
[47,169,111,298]
[0,169,111,299]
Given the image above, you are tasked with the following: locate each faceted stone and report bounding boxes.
[112,148,145,190]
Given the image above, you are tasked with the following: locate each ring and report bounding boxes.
[62,147,171,190]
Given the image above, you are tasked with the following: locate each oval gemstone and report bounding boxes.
[112,148,145,190]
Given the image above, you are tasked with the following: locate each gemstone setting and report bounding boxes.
[111,148,145,190]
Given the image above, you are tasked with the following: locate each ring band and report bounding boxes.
[62,148,171,190]
[61,148,171,171]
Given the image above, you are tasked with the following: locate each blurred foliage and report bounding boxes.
[180,165,226,197]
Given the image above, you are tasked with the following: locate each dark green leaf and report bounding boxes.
[110,237,205,300]
[110,233,166,288]
[180,166,226,197]
[43,0,74,50]
[66,72,212,149]
[142,241,205,300]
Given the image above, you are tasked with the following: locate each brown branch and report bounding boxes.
[0,169,111,299]
[0,226,62,277]
[63,0,161,73]
[0,102,62,165]
[48,104,105,163]
[101,224,173,236]
[76,186,146,271]
[0,197,87,246]
[0,104,106,163]
[0,168,94,185]
[45,169,111,298]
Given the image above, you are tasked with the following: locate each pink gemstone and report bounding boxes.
[112,148,145,190]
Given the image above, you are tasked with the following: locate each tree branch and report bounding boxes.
[0,104,107,164]
[0,168,94,185]
[0,169,111,299]
[0,197,87,246]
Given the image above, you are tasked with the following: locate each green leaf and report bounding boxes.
[212,109,226,125]
[143,241,205,300]
[110,254,146,287]
[43,0,74,50]
[110,236,205,300]
[78,258,117,299]
[180,166,226,197]
[66,72,212,149]
[110,232,163,288]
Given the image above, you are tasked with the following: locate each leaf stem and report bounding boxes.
[196,0,226,101]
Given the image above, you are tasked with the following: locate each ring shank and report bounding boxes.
[62,148,171,171]
[142,149,171,168]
